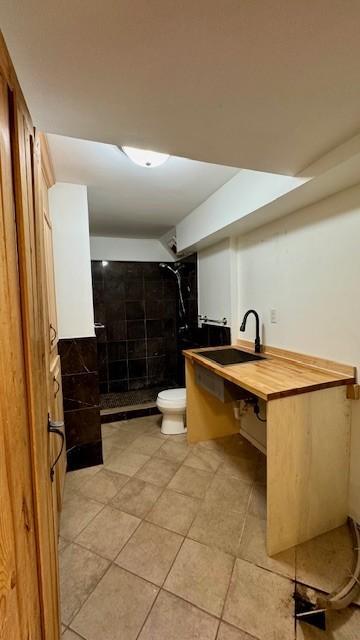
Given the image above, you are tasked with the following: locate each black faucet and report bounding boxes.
[240,309,261,353]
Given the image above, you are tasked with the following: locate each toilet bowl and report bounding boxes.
[156,388,187,435]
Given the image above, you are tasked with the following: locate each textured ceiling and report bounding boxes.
[2,1,360,175]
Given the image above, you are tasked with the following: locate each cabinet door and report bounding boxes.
[50,355,66,512]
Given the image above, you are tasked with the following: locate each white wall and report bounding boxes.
[176,169,306,252]
[49,183,95,338]
[198,239,234,331]
[90,235,174,262]
[236,183,360,521]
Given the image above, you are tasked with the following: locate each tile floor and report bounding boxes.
[59,415,359,640]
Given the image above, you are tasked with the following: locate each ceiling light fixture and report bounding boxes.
[121,145,170,168]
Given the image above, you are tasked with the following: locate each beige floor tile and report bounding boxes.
[223,558,294,640]
[204,473,251,514]
[146,488,201,535]
[75,506,140,560]
[101,422,121,438]
[105,428,142,450]
[198,437,229,453]
[169,431,189,442]
[127,434,165,455]
[217,622,257,640]
[116,521,183,586]
[60,493,103,541]
[168,465,213,499]
[136,457,179,487]
[238,514,295,579]
[184,446,223,472]
[101,437,125,462]
[111,477,162,518]
[62,630,83,640]
[63,466,102,496]
[248,483,266,520]
[59,536,69,553]
[222,434,260,461]
[296,525,354,594]
[189,504,246,556]
[217,455,257,484]
[79,469,129,503]
[120,417,159,434]
[164,538,234,617]
[71,565,158,640]
[138,590,219,639]
[155,439,190,463]
[105,448,150,475]
[60,543,109,625]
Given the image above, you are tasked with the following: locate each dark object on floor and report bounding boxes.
[294,518,360,632]
[294,593,326,631]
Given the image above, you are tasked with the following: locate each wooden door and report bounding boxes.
[11,83,60,640]
[0,68,42,640]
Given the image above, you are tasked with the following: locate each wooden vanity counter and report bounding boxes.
[184,341,356,556]
[183,343,355,401]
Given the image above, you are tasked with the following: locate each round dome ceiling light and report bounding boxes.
[121,145,170,168]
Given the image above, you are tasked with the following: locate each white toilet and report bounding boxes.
[156,388,187,435]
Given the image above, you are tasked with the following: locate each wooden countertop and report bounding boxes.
[183,344,356,401]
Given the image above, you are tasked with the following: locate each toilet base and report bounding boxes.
[160,413,187,436]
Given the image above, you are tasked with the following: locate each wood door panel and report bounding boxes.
[43,187,58,353]
[12,97,60,639]
[0,72,41,640]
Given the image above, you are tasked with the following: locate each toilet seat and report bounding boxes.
[158,388,186,406]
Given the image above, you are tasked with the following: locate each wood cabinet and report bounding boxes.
[185,349,352,556]
[0,33,61,639]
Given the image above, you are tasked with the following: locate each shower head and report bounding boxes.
[159,261,186,319]
[159,262,177,274]
[159,262,184,274]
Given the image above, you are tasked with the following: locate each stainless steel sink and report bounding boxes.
[197,347,264,366]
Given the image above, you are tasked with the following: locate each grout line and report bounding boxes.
[65,548,111,629]
[61,624,87,640]
[161,584,224,622]
[238,480,255,549]
[134,587,162,640]
[61,501,107,543]
[134,535,188,640]
[218,554,236,622]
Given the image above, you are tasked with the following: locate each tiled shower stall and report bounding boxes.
[91,255,199,414]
